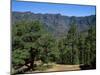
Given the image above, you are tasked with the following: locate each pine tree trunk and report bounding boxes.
[30,58,35,70]
[30,47,36,70]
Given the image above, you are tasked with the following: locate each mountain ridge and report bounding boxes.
[12,11,96,37]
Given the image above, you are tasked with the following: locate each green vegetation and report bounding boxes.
[12,20,96,74]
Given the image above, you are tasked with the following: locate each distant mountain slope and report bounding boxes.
[12,12,96,37]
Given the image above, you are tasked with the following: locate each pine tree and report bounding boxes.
[66,18,79,64]
[57,38,67,64]
[36,33,58,63]
[12,21,44,70]
[78,34,85,64]
[84,25,96,68]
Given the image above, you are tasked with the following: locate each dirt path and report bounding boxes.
[32,61,80,72]
[31,64,80,73]
[45,64,80,72]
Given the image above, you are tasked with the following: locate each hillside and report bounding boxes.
[12,11,96,37]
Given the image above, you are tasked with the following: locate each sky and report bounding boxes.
[12,0,96,16]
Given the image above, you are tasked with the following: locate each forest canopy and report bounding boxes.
[12,19,96,74]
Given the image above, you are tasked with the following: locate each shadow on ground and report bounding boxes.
[80,64,96,70]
